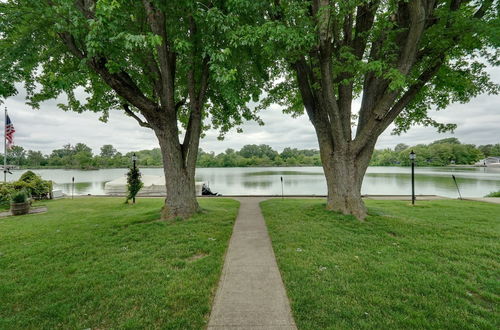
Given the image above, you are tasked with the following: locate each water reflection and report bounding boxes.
[244,170,323,176]
[57,182,107,195]
[363,170,500,197]
[5,166,500,197]
[242,181,273,188]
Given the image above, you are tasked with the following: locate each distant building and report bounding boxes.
[475,156,500,167]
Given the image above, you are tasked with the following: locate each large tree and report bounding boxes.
[0,0,266,218]
[260,0,498,219]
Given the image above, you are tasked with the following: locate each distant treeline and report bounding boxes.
[371,138,499,166]
[2,138,499,169]
[2,143,321,169]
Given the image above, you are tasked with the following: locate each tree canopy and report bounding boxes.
[0,0,266,130]
[0,0,271,218]
[250,0,499,218]
[257,0,498,136]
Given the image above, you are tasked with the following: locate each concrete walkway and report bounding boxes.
[208,197,297,330]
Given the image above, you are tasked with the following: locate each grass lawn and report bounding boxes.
[261,199,499,329]
[0,197,239,329]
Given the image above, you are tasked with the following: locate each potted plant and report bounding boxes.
[10,190,30,216]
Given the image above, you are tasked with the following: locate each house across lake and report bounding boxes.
[475,156,500,167]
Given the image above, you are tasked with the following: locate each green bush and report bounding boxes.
[0,183,14,206]
[18,171,52,199]
[485,191,500,197]
[0,171,52,206]
[20,170,38,182]
[11,181,32,193]
[11,190,28,203]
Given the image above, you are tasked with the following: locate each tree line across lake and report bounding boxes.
[3,138,499,169]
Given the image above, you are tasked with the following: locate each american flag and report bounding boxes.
[5,114,15,149]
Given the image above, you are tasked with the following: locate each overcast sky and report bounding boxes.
[2,65,499,155]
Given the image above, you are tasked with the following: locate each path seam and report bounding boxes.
[207,197,297,330]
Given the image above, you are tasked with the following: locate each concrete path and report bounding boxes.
[208,197,297,330]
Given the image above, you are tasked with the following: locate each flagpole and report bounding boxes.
[4,107,7,182]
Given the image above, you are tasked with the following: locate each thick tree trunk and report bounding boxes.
[323,151,368,219]
[160,164,199,219]
[318,141,375,220]
[155,129,200,220]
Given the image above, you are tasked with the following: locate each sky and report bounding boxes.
[2,65,499,155]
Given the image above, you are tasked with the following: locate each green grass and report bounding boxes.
[261,199,500,329]
[0,197,239,329]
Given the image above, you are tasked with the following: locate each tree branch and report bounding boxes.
[335,2,379,141]
[175,98,186,113]
[376,58,444,134]
[396,0,426,74]
[57,32,85,59]
[90,57,158,113]
[357,0,429,136]
[354,57,444,153]
[57,31,158,113]
[142,51,162,98]
[314,0,345,144]
[142,0,176,110]
[181,108,201,168]
[197,56,210,106]
[187,15,199,111]
[74,0,95,19]
[294,58,337,153]
[182,16,211,170]
[122,104,152,128]
[474,0,493,19]
[352,1,379,59]
[293,58,318,124]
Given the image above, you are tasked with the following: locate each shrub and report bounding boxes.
[18,171,52,200]
[125,167,143,203]
[0,171,52,206]
[11,190,28,203]
[11,181,32,193]
[20,170,38,182]
[485,191,500,197]
[0,183,14,206]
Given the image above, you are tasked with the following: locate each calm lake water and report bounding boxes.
[7,166,500,198]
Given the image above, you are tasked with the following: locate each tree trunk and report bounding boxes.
[319,142,375,220]
[160,164,199,219]
[323,153,366,219]
[155,129,200,220]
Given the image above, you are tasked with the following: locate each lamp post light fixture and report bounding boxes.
[132,153,137,171]
[132,153,137,204]
[409,150,416,205]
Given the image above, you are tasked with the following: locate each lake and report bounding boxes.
[7,166,500,198]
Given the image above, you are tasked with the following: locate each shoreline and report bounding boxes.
[10,164,492,171]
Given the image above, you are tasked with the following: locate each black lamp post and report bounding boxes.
[409,150,416,205]
[132,153,137,204]
[132,153,137,170]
